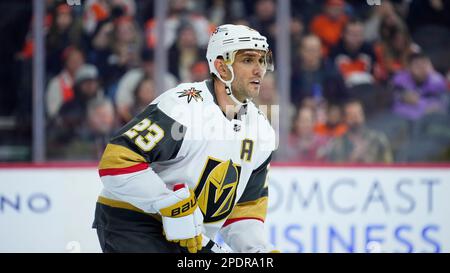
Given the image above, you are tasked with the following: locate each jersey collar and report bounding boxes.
[205,79,248,121]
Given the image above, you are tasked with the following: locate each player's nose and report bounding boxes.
[253,64,263,76]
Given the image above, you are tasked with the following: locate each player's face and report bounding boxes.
[231,50,267,101]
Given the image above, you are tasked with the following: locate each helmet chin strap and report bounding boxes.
[217,64,250,107]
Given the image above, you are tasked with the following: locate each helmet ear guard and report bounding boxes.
[213,57,232,80]
[223,51,237,66]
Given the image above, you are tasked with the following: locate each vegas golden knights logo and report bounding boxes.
[194,157,241,223]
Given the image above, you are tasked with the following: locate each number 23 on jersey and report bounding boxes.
[124,118,164,152]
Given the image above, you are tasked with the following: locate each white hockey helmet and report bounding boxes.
[206,24,274,105]
[206,24,274,75]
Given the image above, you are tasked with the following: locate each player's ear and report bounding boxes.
[214,59,230,79]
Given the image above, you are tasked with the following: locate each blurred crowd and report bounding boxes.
[0,0,449,162]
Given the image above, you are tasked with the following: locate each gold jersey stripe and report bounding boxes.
[97,196,144,212]
[227,196,268,221]
[99,144,147,170]
[97,196,161,221]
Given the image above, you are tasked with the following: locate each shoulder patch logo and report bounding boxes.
[177,87,203,103]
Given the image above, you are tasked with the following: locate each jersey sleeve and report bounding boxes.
[99,103,187,175]
[97,102,188,213]
[219,153,273,252]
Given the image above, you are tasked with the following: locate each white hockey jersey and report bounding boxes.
[96,79,276,252]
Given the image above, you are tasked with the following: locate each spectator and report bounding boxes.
[287,106,330,162]
[300,96,328,125]
[291,34,347,106]
[114,48,177,123]
[46,46,85,119]
[46,2,83,76]
[130,77,156,118]
[86,19,114,81]
[290,16,305,55]
[374,18,419,83]
[5,0,450,164]
[327,100,393,163]
[53,64,104,142]
[363,0,397,43]
[144,0,214,49]
[329,18,377,88]
[205,0,226,25]
[103,16,142,95]
[112,16,142,67]
[83,0,136,35]
[248,0,277,50]
[83,0,111,34]
[49,97,117,160]
[392,52,448,121]
[314,104,348,138]
[168,23,206,82]
[310,0,348,56]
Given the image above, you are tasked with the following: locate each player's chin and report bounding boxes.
[247,85,260,98]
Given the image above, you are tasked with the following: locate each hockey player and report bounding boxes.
[93,24,277,253]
